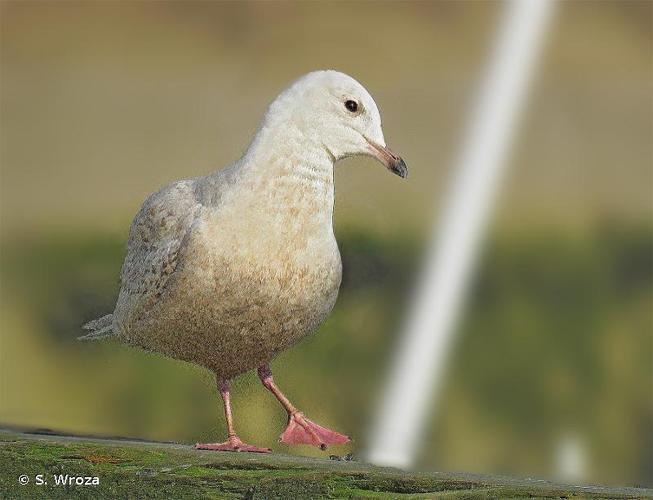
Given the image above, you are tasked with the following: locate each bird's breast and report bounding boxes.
[181,207,342,320]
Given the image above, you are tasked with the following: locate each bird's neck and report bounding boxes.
[236,121,336,233]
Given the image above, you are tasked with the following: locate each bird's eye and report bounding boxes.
[344,100,358,113]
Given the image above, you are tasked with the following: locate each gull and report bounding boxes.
[81,70,407,453]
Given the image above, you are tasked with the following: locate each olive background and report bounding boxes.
[1,0,651,487]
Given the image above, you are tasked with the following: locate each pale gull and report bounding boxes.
[81,70,407,453]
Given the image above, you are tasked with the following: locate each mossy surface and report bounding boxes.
[0,429,650,499]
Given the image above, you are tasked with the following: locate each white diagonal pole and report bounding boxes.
[366,0,556,468]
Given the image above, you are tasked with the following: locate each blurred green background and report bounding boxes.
[1,0,651,488]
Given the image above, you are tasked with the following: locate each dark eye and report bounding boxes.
[345,100,358,113]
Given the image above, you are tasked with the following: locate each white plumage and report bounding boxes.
[82,70,407,452]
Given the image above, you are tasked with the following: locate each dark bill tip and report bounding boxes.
[365,138,408,180]
[390,157,408,179]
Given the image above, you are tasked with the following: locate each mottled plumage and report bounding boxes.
[82,70,406,451]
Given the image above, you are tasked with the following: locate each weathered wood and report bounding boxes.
[0,429,650,499]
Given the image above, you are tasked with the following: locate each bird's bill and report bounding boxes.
[366,139,408,179]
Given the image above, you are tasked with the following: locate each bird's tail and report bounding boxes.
[79,313,116,340]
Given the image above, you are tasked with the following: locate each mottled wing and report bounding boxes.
[114,180,200,330]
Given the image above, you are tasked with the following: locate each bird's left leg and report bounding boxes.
[257,364,350,450]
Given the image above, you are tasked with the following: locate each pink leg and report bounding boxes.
[257,365,350,450]
[195,377,271,453]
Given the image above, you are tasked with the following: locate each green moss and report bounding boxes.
[0,430,649,499]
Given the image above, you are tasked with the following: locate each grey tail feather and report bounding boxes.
[79,314,116,340]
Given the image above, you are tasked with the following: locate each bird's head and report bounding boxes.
[266,70,407,179]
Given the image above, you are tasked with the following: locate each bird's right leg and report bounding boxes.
[195,377,271,453]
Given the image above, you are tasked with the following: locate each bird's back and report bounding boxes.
[113,179,198,334]
[81,178,199,340]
